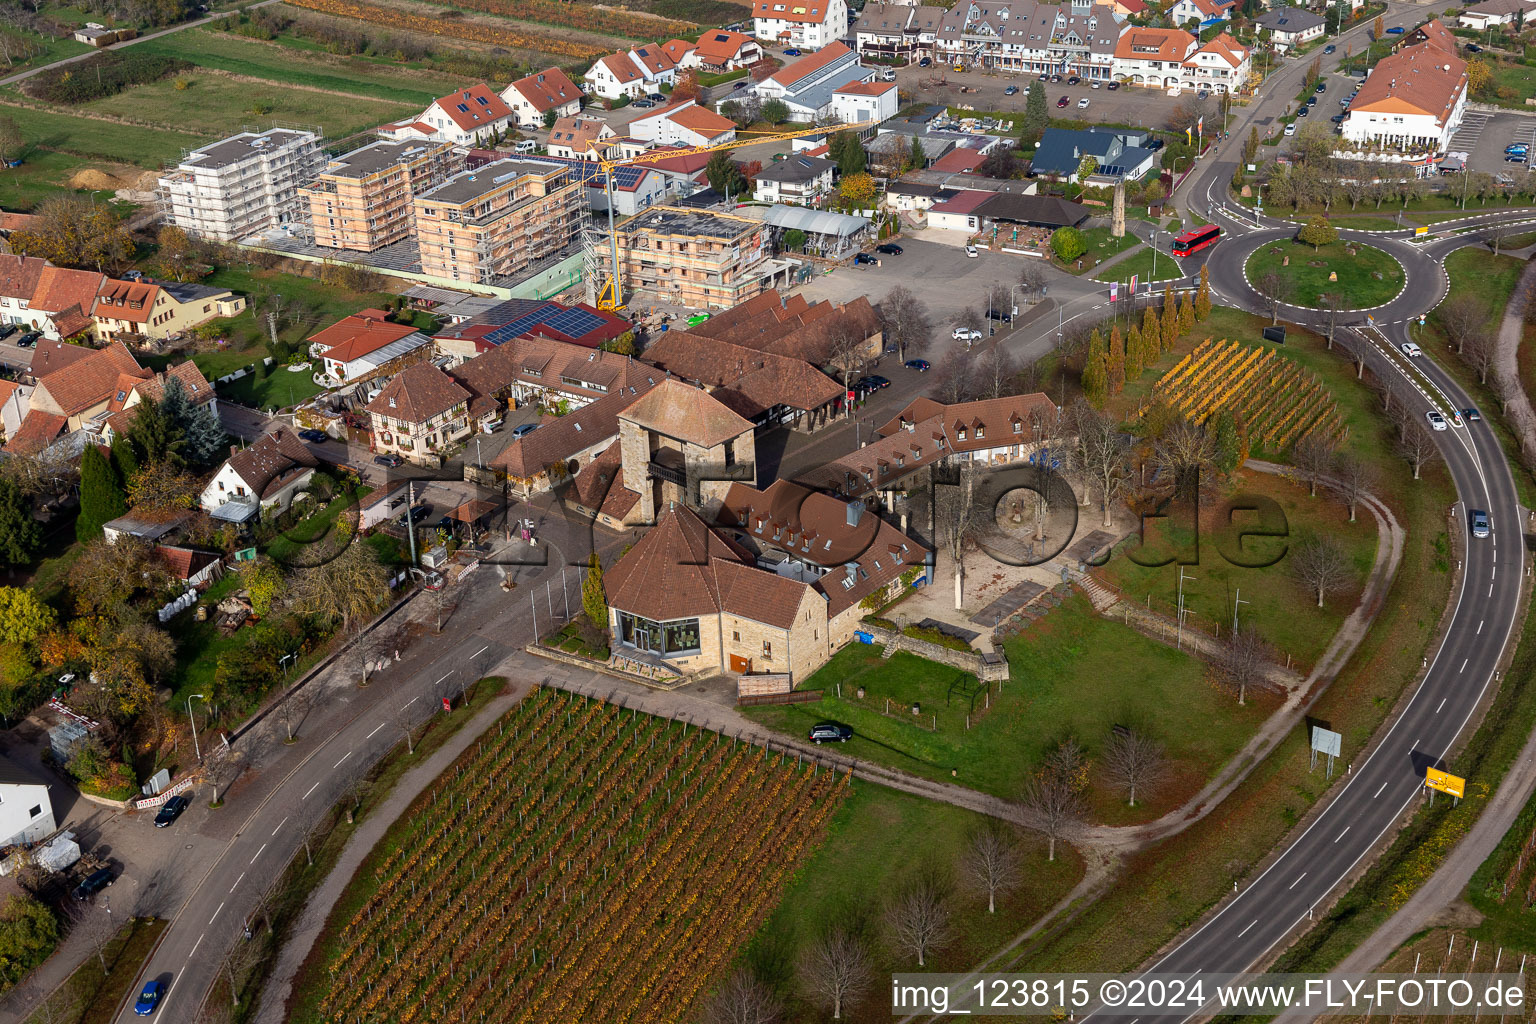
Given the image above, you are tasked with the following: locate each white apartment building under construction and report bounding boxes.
[158,128,325,243]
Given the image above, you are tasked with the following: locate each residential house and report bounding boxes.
[299,139,463,252]
[1112,26,1199,86]
[0,254,44,329]
[92,278,246,346]
[159,129,324,242]
[364,363,472,466]
[531,157,670,217]
[1457,0,1536,30]
[0,379,31,444]
[1254,6,1326,49]
[307,309,434,386]
[752,0,850,50]
[451,335,642,412]
[30,267,106,341]
[584,46,678,100]
[640,146,716,192]
[434,296,630,362]
[661,38,699,66]
[500,67,585,126]
[685,288,883,366]
[1029,126,1159,181]
[752,154,836,204]
[1181,34,1250,94]
[746,44,879,123]
[932,0,1122,81]
[640,327,845,431]
[853,4,947,64]
[614,206,795,308]
[1168,0,1235,29]
[928,189,1090,232]
[1106,0,1147,17]
[101,360,218,444]
[199,428,320,520]
[628,100,739,147]
[829,79,899,124]
[491,377,657,497]
[546,115,619,159]
[413,159,583,285]
[6,341,144,453]
[417,84,518,146]
[1343,22,1467,152]
[0,759,53,849]
[690,29,763,70]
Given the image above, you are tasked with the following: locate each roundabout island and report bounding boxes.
[1243,237,1406,310]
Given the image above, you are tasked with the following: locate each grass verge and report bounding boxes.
[24,917,168,1024]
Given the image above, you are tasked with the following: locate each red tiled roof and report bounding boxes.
[618,378,753,448]
[433,84,514,133]
[666,104,737,135]
[507,67,583,113]
[134,361,215,407]
[30,267,103,315]
[694,29,754,63]
[660,38,696,64]
[94,279,161,325]
[630,43,675,73]
[0,254,45,301]
[25,340,95,378]
[1189,33,1248,69]
[33,342,145,418]
[1116,27,1197,61]
[491,379,656,479]
[309,309,420,365]
[155,545,220,581]
[602,503,756,621]
[931,148,986,173]
[1351,32,1467,121]
[833,79,895,96]
[225,428,319,497]
[3,411,64,454]
[637,145,714,175]
[364,364,469,424]
[595,52,645,85]
[641,330,842,415]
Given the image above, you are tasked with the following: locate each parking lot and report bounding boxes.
[1446,109,1536,174]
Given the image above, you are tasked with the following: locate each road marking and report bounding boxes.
[1493,568,1497,579]
[1437,698,1448,713]
[405,695,419,707]
[1334,826,1350,842]
[188,932,204,959]
[1478,619,1484,634]
[473,645,489,658]
[303,780,321,799]
[230,872,244,893]
[1238,920,1258,938]
[434,672,451,687]
[250,843,267,864]
[1288,872,1307,890]
[210,901,225,924]
[334,752,350,769]
[1490,583,1495,597]
[367,722,385,739]
[1374,782,1389,798]
[272,816,288,836]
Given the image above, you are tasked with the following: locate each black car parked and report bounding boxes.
[809,722,852,743]
[298,428,328,443]
[875,243,903,255]
[72,867,114,902]
[154,795,190,828]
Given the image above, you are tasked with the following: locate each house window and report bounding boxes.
[976,426,985,439]
[616,612,701,656]
[733,629,740,641]
[28,805,39,818]
[763,640,772,659]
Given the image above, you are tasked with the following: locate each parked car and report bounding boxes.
[919,57,932,67]
[1145,137,1163,151]
[1386,24,1404,32]
[1066,75,1081,85]
[986,308,1012,322]
[733,78,748,88]
[1196,89,1209,99]
[1471,509,1491,538]
[631,98,654,108]
[72,867,114,902]
[1506,144,1528,155]
[1400,341,1423,357]
[1324,43,1336,53]
[865,374,891,389]
[809,722,852,743]
[407,504,432,524]
[1284,122,1297,136]
[0,324,16,341]
[853,252,878,265]
[298,428,328,443]
[1091,80,1100,88]
[965,244,979,258]
[647,92,665,102]
[1464,407,1482,422]
[1056,95,1069,107]
[15,331,39,347]
[904,358,931,371]
[876,243,903,255]
[1296,105,1309,117]
[1077,96,1090,108]
[1507,153,1528,163]
[1315,80,1327,93]
[1004,85,1018,95]
[1330,114,1345,124]
[1038,71,1049,80]
[1107,80,1119,90]
[953,326,982,342]
[1050,73,1062,82]
[511,423,538,439]
[1466,42,1482,52]
[784,47,801,55]
[373,453,403,467]
[134,980,165,1016]
[154,795,190,828]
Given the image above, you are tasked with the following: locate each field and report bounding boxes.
[1244,239,1404,309]
[294,687,847,1023]
[744,594,1269,823]
[1154,337,1346,449]
[133,28,470,105]
[0,100,202,167]
[77,69,420,141]
[282,0,620,60]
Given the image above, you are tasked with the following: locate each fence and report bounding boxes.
[738,690,823,708]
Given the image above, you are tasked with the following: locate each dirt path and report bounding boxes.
[1494,257,1536,456]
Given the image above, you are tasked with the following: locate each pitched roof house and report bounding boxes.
[29,267,105,341]
[199,427,320,519]
[546,115,619,159]
[364,364,472,466]
[1343,21,1468,152]
[419,84,517,145]
[8,341,146,452]
[307,308,433,385]
[500,67,584,126]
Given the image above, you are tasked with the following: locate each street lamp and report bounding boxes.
[186,693,206,762]
[279,652,297,679]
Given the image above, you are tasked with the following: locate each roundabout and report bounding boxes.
[1243,238,1404,310]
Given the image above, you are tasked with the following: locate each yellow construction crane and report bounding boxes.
[565,118,877,311]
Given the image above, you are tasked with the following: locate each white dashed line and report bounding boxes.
[333,752,350,769]
[1238,920,1258,937]
[250,843,267,865]
[303,781,320,799]
[1334,826,1350,843]
[188,932,204,959]
[210,901,225,924]
[1288,872,1307,890]
[1374,782,1389,798]
[229,872,244,893]
[1478,619,1484,634]
[1437,698,1447,713]
[272,816,288,836]
[473,645,489,658]
[1460,659,1468,673]
[367,722,385,739]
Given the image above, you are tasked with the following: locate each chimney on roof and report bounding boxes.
[846,501,863,527]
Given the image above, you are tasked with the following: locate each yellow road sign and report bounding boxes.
[1415,226,1429,236]
[1426,767,1465,799]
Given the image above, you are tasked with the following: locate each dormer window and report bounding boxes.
[1013,420,1023,433]
[975,425,984,439]
[956,427,967,441]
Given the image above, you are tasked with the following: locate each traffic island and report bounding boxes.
[1244,239,1405,310]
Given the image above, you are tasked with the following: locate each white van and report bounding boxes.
[879,66,896,82]
[514,139,539,154]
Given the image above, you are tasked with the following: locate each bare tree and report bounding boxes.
[1492,368,1521,415]
[1292,433,1336,497]
[277,685,315,743]
[1320,293,1345,349]
[1021,772,1084,862]
[1255,268,1290,324]
[1101,728,1169,806]
[1154,419,1216,500]
[1290,535,1353,608]
[959,822,1020,913]
[702,968,783,1024]
[204,750,242,806]
[1396,420,1443,480]
[931,353,981,405]
[952,307,985,350]
[1331,451,1373,522]
[876,285,933,362]
[1460,330,1497,385]
[1218,624,1274,705]
[1018,260,1047,299]
[65,898,119,977]
[392,698,418,755]
[1438,293,1489,354]
[885,877,952,967]
[1070,401,1131,527]
[934,468,983,610]
[824,324,869,412]
[980,346,1019,400]
[799,928,872,1020]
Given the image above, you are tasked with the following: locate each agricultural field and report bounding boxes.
[0,100,202,167]
[294,687,847,1023]
[1154,337,1346,450]
[282,0,626,61]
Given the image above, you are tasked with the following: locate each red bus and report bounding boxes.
[1171,224,1221,257]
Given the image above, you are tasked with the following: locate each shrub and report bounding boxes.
[24,52,191,104]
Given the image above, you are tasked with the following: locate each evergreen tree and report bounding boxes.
[1127,325,1145,380]
[1178,292,1196,335]
[127,395,185,466]
[1196,264,1212,321]
[110,436,140,486]
[0,480,39,567]
[908,136,927,171]
[160,377,227,469]
[1160,284,1178,351]
[1081,329,1108,407]
[1108,324,1125,395]
[581,551,608,633]
[831,131,866,176]
[76,445,125,542]
[1022,81,1049,147]
[1141,305,1161,357]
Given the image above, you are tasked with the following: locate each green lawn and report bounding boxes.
[221,363,325,409]
[22,917,166,1024]
[1058,226,1139,274]
[1090,243,1182,285]
[747,786,1086,1023]
[1244,238,1404,309]
[134,28,467,106]
[744,594,1267,817]
[1323,216,1403,231]
[80,69,419,140]
[0,149,140,212]
[0,99,205,166]
[265,485,371,564]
